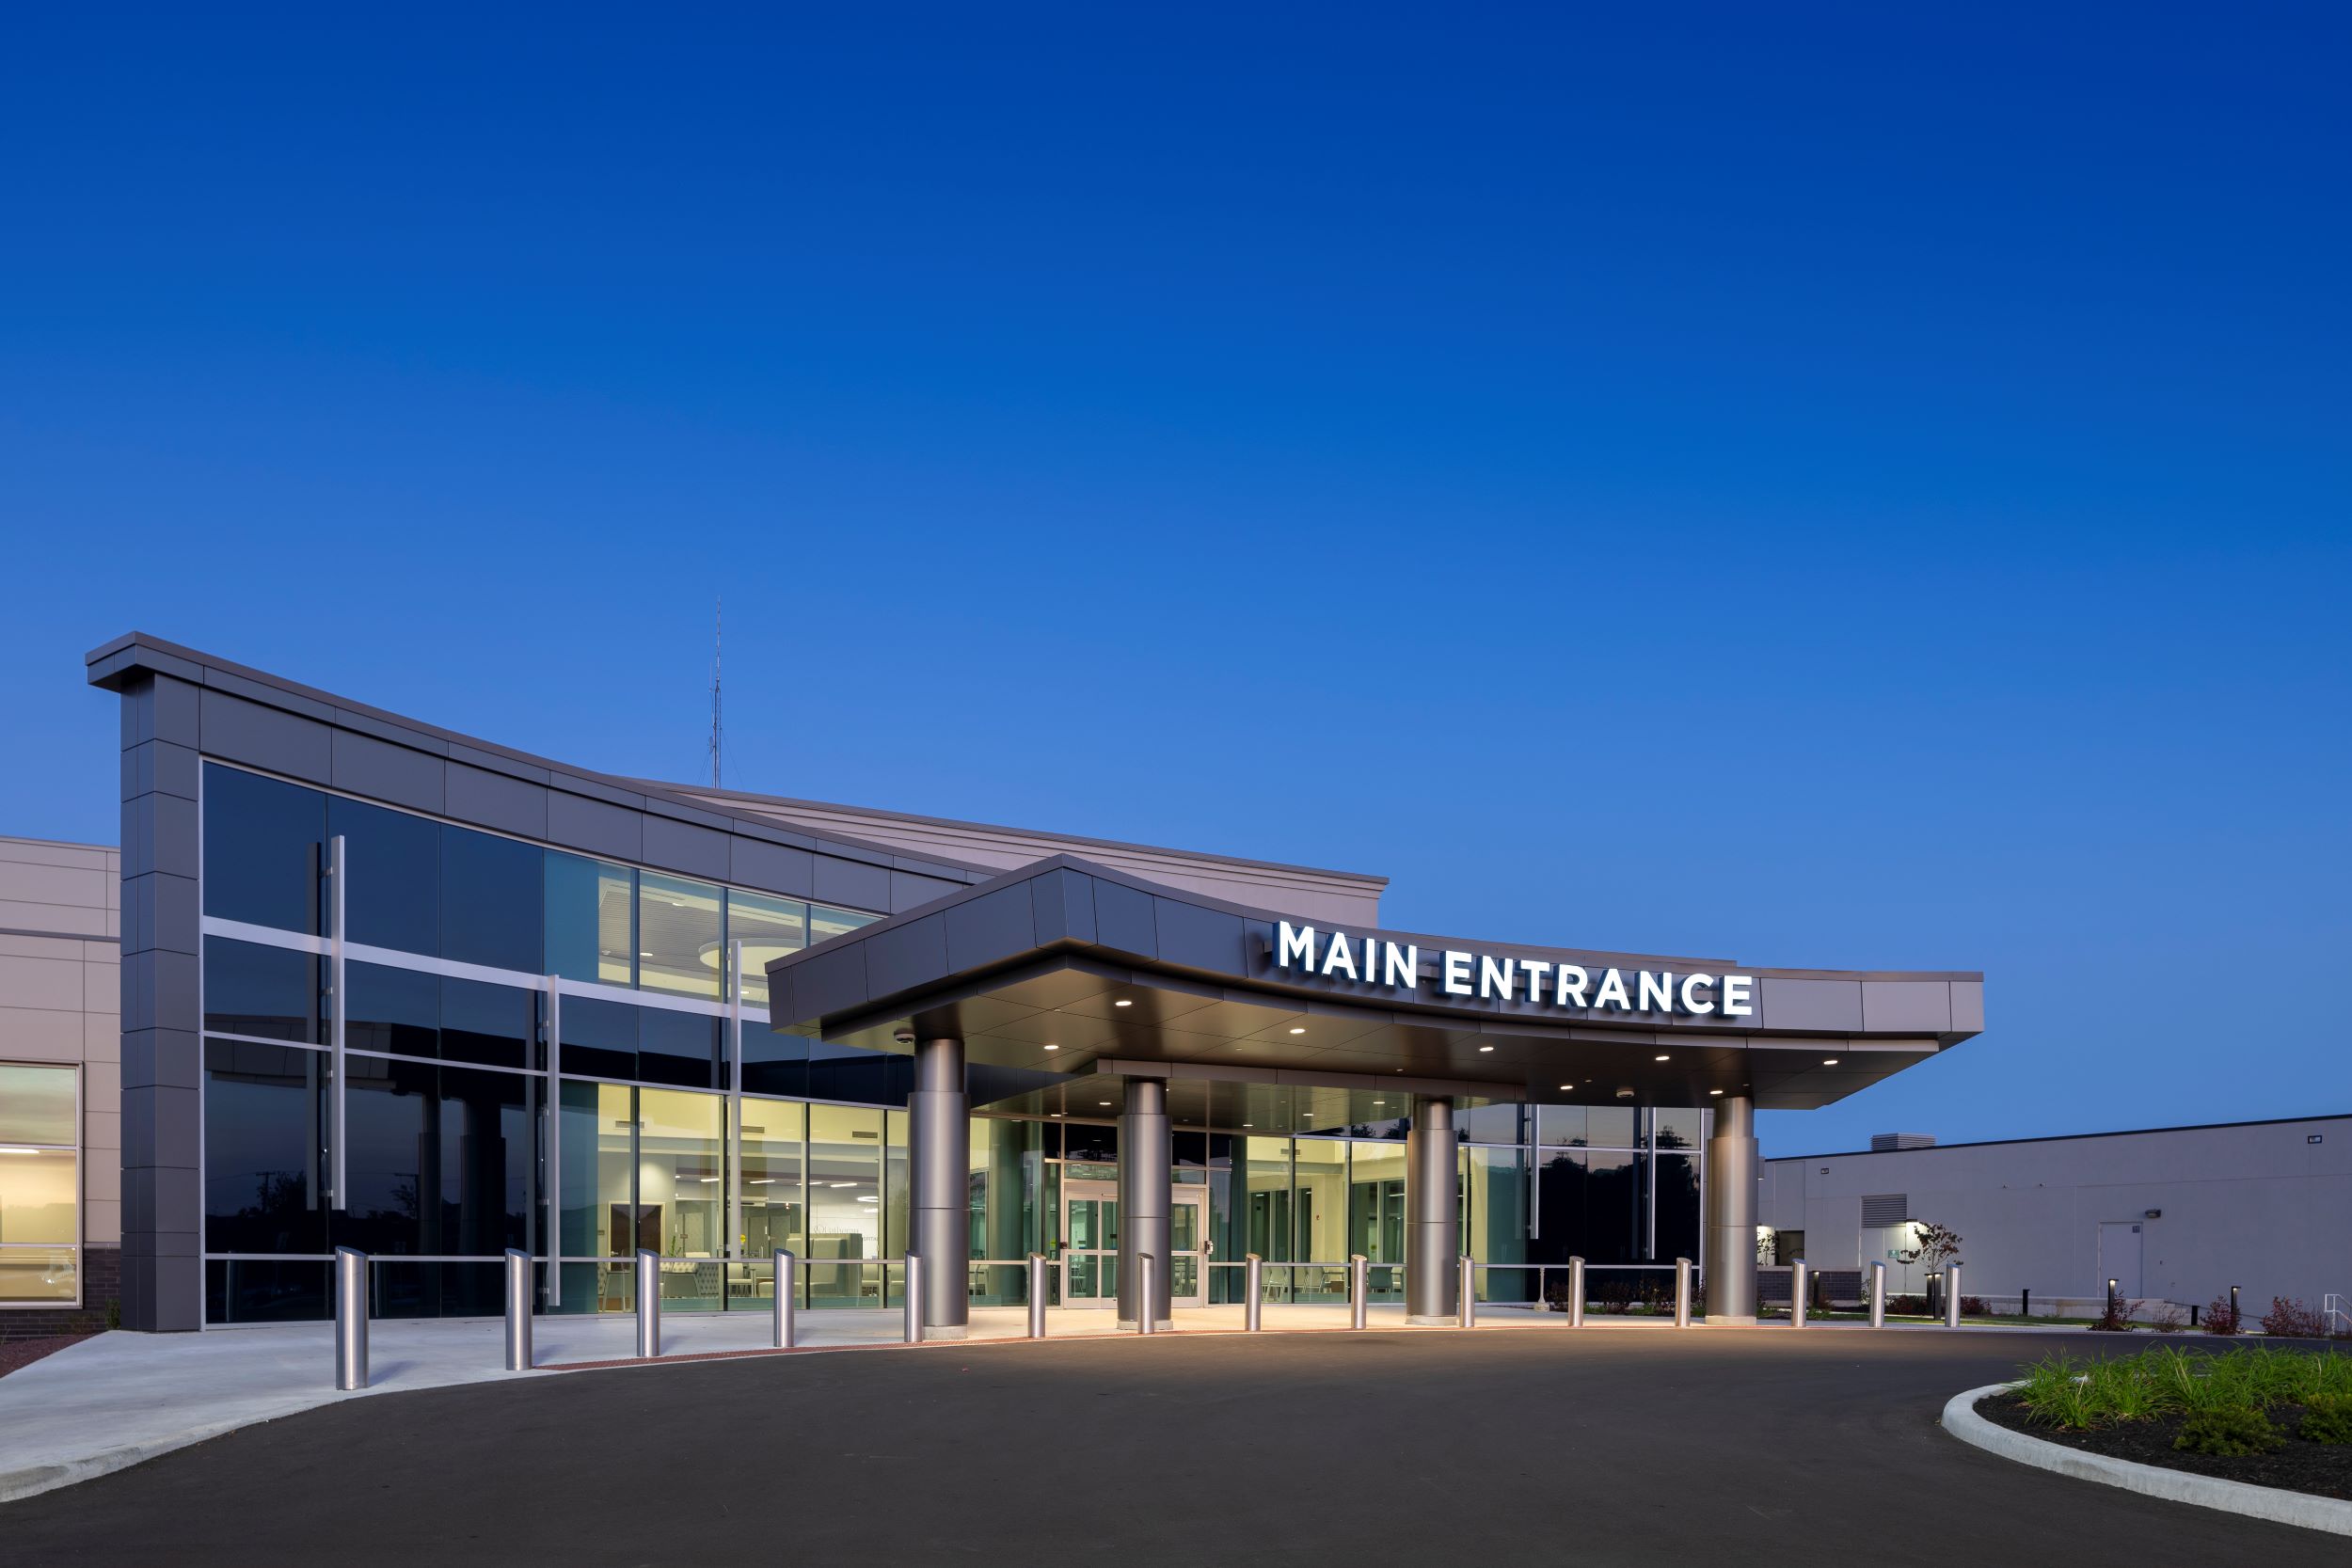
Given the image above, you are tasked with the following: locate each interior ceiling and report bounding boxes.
[793,959,1939,1115]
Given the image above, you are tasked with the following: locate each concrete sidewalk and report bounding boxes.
[0,1299,2055,1503]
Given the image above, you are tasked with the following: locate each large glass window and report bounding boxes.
[558,995,640,1082]
[439,826,543,974]
[637,874,723,1000]
[739,1100,807,1259]
[806,1104,884,1306]
[726,890,806,1006]
[203,1039,327,1255]
[329,796,439,955]
[438,977,538,1070]
[204,936,320,1043]
[969,1117,1043,1305]
[333,1056,533,1258]
[1464,1146,1533,1303]
[637,1087,725,1264]
[345,961,437,1056]
[637,1006,721,1090]
[546,854,634,986]
[1655,1151,1701,1261]
[809,903,880,945]
[0,1064,78,1304]
[202,764,325,933]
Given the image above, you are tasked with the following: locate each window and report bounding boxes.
[726,891,807,1006]
[202,765,325,933]
[637,874,722,1000]
[440,826,543,973]
[203,1039,327,1256]
[204,937,321,1043]
[329,796,439,955]
[0,1065,79,1304]
[809,903,879,945]
[546,854,634,987]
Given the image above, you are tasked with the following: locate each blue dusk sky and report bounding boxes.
[2,8,2344,1155]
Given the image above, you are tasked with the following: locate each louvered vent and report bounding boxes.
[1861,1194,1909,1227]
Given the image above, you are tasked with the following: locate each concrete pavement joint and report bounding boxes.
[1940,1382,2352,1538]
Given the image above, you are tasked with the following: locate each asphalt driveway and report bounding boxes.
[4,1327,2336,1565]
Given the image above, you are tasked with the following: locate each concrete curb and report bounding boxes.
[1941,1382,2352,1538]
[0,1418,253,1506]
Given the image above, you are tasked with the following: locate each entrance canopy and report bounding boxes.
[765,854,1981,1117]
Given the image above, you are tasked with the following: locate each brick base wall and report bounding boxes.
[0,1248,121,1338]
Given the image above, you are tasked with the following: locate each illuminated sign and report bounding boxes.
[1271,920,1755,1018]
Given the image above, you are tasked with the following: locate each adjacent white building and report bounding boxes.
[1758,1116,2352,1319]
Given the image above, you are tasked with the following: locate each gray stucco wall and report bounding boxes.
[1758,1117,2352,1314]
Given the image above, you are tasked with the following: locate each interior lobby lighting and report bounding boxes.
[1042,1044,1060,1052]
[828,1181,854,1188]
[1558,1085,1571,1091]
[0,1148,39,1155]
[749,1178,774,1185]
[1478,1045,1494,1053]
[1114,999,1133,1007]
[1823,1058,1840,1066]
[1288,1027,1306,1035]
[1709,1088,1724,1096]
[1655,1053,1670,1062]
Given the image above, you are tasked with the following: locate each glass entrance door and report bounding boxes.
[1062,1180,1209,1309]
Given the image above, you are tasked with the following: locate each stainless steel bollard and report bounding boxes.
[636,1250,661,1358]
[1946,1261,1963,1328]
[503,1248,532,1370]
[904,1254,924,1344]
[1790,1258,1809,1330]
[1869,1259,1887,1328]
[1026,1253,1048,1338]
[773,1250,796,1350]
[1674,1257,1692,1328]
[334,1247,368,1390]
[1566,1257,1585,1327]
[1349,1254,1369,1330]
[1458,1256,1476,1329]
[1244,1254,1263,1331]
[1138,1254,1156,1335]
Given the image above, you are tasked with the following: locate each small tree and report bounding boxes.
[1897,1221,1963,1306]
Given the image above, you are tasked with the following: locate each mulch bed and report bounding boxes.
[0,1334,96,1380]
[1978,1394,2352,1501]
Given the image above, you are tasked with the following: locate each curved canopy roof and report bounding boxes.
[767,854,1981,1120]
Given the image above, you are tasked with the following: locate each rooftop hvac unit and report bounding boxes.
[1870,1132,1936,1151]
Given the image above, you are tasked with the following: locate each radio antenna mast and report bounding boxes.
[708,598,723,789]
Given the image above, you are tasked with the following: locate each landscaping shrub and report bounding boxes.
[2301,1393,2352,1445]
[2010,1345,2352,1435]
[2147,1301,2187,1333]
[1887,1293,1928,1316]
[1960,1295,1989,1318]
[2090,1294,2134,1332]
[2259,1297,2327,1338]
[2201,1296,2240,1336]
[2174,1405,2282,1456]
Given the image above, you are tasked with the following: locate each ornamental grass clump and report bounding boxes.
[2300,1392,2352,1445]
[2174,1405,2282,1456]
[2008,1345,2352,1433]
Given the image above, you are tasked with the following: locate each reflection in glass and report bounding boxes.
[638,873,723,1000]
[726,891,806,1007]
[1347,1140,1406,1294]
[201,764,325,933]
[808,903,879,945]
[329,796,439,955]
[0,1065,76,1146]
[546,854,634,987]
[1465,1146,1534,1303]
[439,826,543,973]
[559,995,639,1082]
[1655,1151,1701,1262]
[738,1099,806,1261]
[203,1038,326,1255]
[203,937,320,1043]
[969,1117,1042,1305]
[345,962,437,1057]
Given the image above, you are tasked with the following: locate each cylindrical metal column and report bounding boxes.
[1349,1254,1369,1329]
[1244,1254,1263,1330]
[910,1038,970,1338]
[1566,1257,1586,1327]
[635,1250,661,1357]
[1026,1254,1048,1338]
[1789,1258,1809,1330]
[1118,1077,1171,1331]
[1137,1254,1156,1335]
[334,1247,368,1390]
[1405,1096,1458,1324]
[1946,1261,1963,1327]
[1674,1257,1692,1327]
[503,1248,532,1370]
[1703,1094,1758,1323]
[904,1254,925,1343]
[1458,1256,1476,1328]
[1868,1259,1887,1327]
[773,1250,796,1350]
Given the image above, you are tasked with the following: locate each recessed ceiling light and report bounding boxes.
[1043,1044,1060,1052]
[1050,1112,1064,1118]
[828,1181,853,1188]
[1098,1101,1113,1107]
[1478,1045,1495,1053]
[1655,1054,1670,1062]
[749,1178,774,1184]
[1114,999,1133,1008]
[1288,1027,1306,1035]
[1709,1088,1724,1097]
[1243,1122,1254,1128]
[1822,1058,1839,1066]
[1558,1085,1571,1091]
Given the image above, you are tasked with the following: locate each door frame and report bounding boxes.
[1060,1178,1209,1309]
